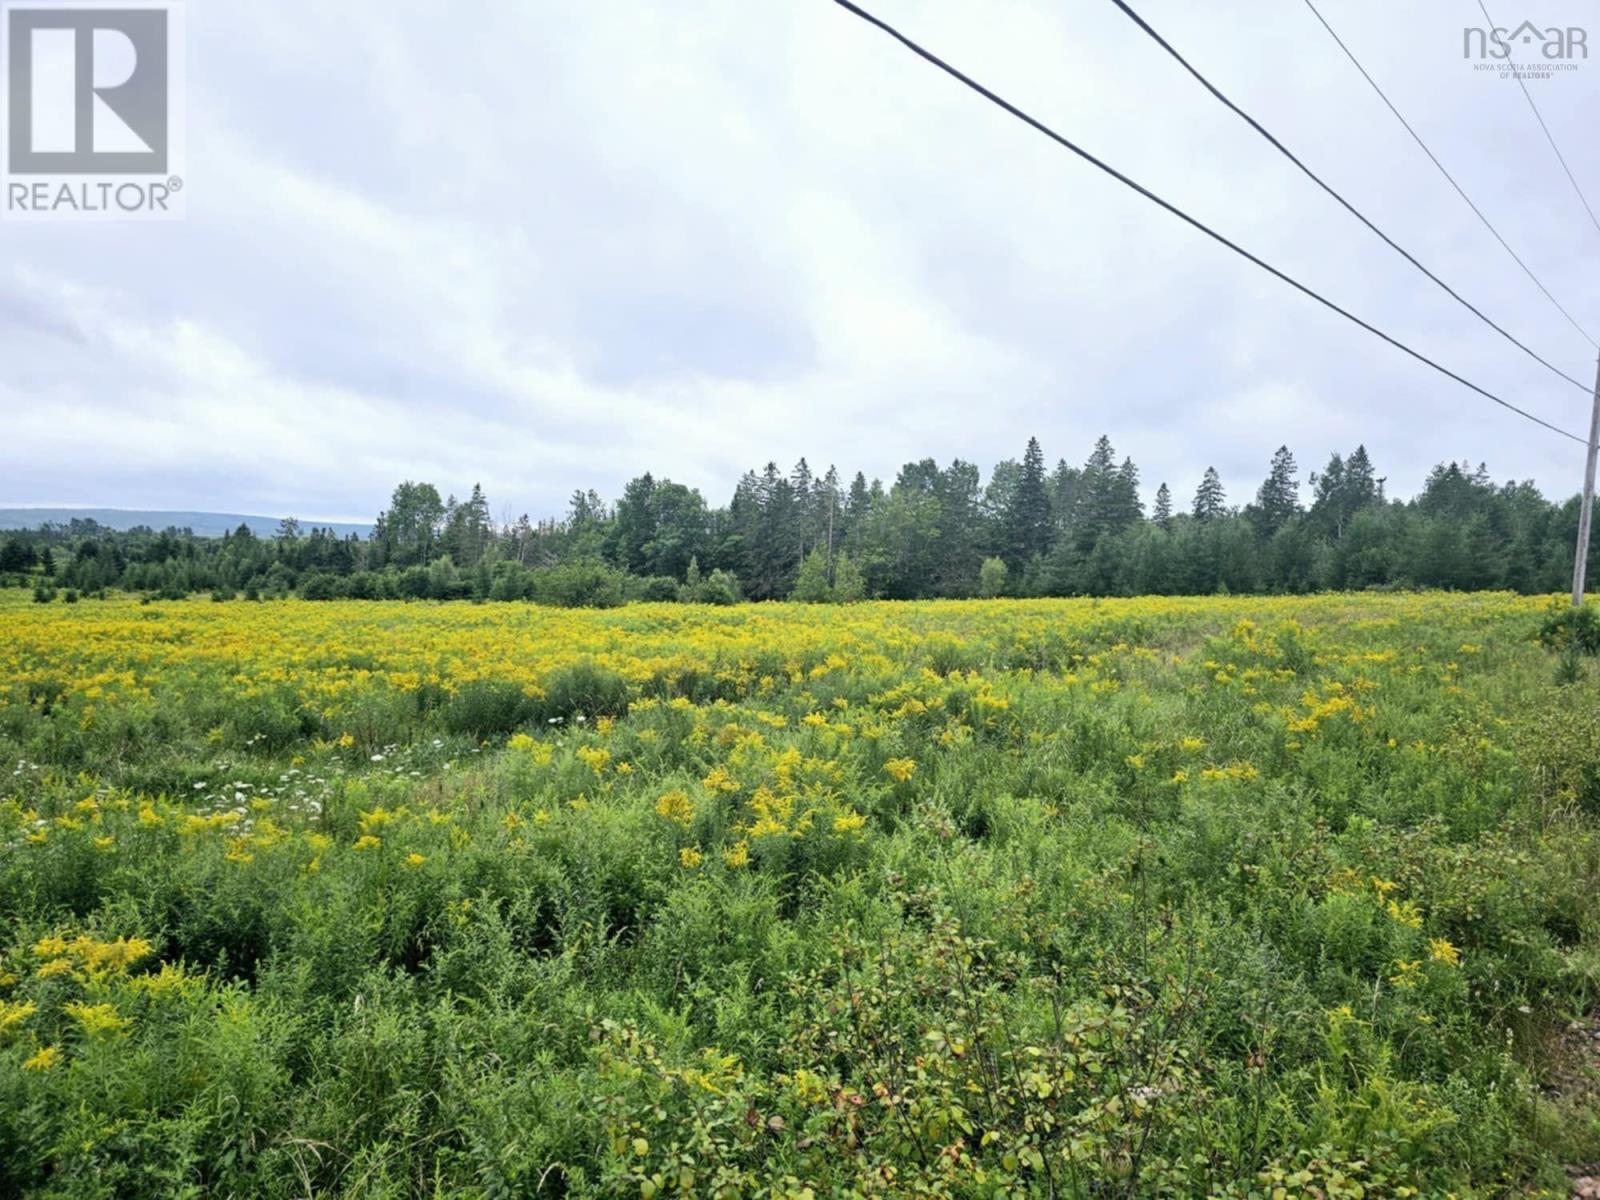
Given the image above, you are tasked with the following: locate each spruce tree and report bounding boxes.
[1075,435,1120,551]
[1344,445,1377,509]
[818,465,841,558]
[1049,458,1082,542]
[1113,457,1144,530]
[1251,446,1300,538]
[790,458,815,556]
[1153,482,1173,528]
[845,472,872,551]
[1192,467,1226,521]
[790,546,832,602]
[1003,437,1052,565]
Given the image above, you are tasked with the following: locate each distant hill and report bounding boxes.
[0,508,372,538]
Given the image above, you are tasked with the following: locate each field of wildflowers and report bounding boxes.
[2,590,1599,1197]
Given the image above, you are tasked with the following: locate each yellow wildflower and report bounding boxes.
[0,1000,37,1036]
[654,790,695,827]
[64,1001,131,1038]
[832,810,867,834]
[1387,899,1423,929]
[702,765,740,794]
[883,758,916,783]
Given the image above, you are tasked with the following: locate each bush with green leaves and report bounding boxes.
[530,558,628,608]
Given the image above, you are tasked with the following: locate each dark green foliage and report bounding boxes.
[1193,465,1226,521]
[529,558,627,608]
[442,680,536,738]
[374,480,445,567]
[627,575,681,603]
[679,558,742,605]
[608,474,711,580]
[12,440,1599,606]
[298,572,341,600]
[1152,480,1173,528]
[790,547,832,602]
[1539,599,1600,655]
[1002,436,1053,566]
[1249,445,1301,538]
[538,660,631,720]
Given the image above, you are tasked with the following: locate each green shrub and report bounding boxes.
[628,575,681,603]
[531,558,627,608]
[442,680,535,738]
[298,573,342,600]
[680,560,742,605]
[538,660,631,720]
[1538,599,1600,655]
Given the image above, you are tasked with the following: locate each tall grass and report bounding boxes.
[0,592,1596,1196]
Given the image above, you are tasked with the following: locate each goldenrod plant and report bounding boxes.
[0,590,1597,1196]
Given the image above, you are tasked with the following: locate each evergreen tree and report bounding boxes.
[934,459,984,595]
[791,546,832,602]
[1310,445,1381,541]
[1113,457,1144,530]
[740,463,801,599]
[790,458,815,557]
[1309,453,1346,538]
[1345,446,1378,510]
[1192,467,1226,521]
[565,489,611,560]
[983,459,1020,540]
[1152,482,1173,528]
[846,471,872,525]
[441,482,493,566]
[1076,435,1137,552]
[1250,446,1300,538]
[817,465,842,558]
[1048,459,1082,543]
[1002,437,1053,566]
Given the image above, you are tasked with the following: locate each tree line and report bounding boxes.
[4,437,1594,604]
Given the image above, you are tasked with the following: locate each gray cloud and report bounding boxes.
[2,0,1597,522]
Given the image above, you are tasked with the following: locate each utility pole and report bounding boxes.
[1573,349,1600,607]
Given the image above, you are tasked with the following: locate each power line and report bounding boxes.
[1301,0,1598,349]
[825,0,1588,446]
[1475,0,1600,240]
[1106,0,1591,395]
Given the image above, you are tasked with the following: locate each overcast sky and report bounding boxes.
[4,0,1600,522]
